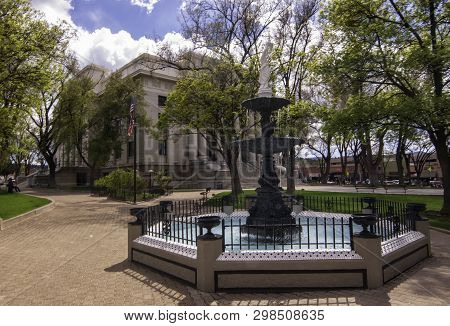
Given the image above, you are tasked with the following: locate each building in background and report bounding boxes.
[297,152,443,185]
[55,54,262,189]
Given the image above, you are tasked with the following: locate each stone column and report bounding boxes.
[353,235,383,289]
[198,133,207,161]
[128,208,144,261]
[416,219,432,257]
[196,236,223,292]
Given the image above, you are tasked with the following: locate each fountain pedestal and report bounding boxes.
[242,97,296,226]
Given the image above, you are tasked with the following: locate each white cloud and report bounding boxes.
[73,28,158,68]
[30,0,191,70]
[129,0,159,14]
[31,0,74,26]
[73,28,191,70]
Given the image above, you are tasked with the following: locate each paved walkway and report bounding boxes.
[0,190,448,306]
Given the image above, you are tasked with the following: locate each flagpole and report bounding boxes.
[128,96,137,205]
[133,121,137,204]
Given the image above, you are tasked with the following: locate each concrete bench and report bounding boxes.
[382,184,408,194]
[354,184,377,193]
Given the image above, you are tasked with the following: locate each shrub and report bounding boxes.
[155,171,172,194]
[95,169,147,200]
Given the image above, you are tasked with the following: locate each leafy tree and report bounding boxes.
[272,0,320,192]
[9,121,36,177]
[27,58,77,187]
[275,101,311,192]
[0,0,71,158]
[146,0,290,196]
[322,0,450,213]
[158,61,258,195]
[408,131,436,184]
[57,72,147,186]
[181,0,284,64]
[328,93,394,185]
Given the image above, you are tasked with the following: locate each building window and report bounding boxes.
[159,140,167,156]
[240,146,249,163]
[207,136,217,162]
[158,95,167,107]
[76,173,87,186]
[127,141,134,157]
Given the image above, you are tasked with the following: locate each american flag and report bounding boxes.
[127,97,136,137]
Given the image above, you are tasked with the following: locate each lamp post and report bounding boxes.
[148,169,154,189]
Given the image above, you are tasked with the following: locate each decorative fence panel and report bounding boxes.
[137,195,415,250]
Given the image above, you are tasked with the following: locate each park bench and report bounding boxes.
[382,184,408,194]
[354,184,377,193]
[200,187,212,200]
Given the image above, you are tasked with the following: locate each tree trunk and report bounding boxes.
[89,166,98,187]
[366,162,379,186]
[25,162,31,176]
[353,155,359,183]
[395,150,404,185]
[14,163,22,178]
[320,138,332,184]
[403,153,411,180]
[286,146,295,194]
[225,146,242,197]
[48,160,56,188]
[430,130,450,215]
[321,155,331,184]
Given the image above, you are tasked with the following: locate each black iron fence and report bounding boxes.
[221,214,353,251]
[139,198,223,246]
[135,195,416,250]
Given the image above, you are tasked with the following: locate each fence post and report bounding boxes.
[196,217,223,292]
[406,203,426,231]
[128,208,145,261]
[407,203,431,257]
[353,234,383,289]
[196,236,223,292]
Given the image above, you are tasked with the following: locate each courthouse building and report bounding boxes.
[55,54,262,189]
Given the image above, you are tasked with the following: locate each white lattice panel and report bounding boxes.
[381,231,425,256]
[217,249,362,261]
[133,235,197,258]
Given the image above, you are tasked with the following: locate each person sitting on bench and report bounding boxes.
[7,178,20,193]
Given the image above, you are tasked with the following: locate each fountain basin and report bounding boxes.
[242,96,290,113]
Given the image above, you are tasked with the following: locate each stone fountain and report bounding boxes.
[239,42,302,227]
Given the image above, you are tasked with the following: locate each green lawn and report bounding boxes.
[213,189,448,230]
[0,191,51,220]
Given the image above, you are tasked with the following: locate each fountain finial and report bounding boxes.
[257,41,274,97]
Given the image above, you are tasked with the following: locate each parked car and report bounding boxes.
[430,180,443,188]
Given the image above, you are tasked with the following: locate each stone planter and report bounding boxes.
[197,216,221,240]
[352,213,378,238]
[362,197,376,214]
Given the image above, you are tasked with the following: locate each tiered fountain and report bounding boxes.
[239,42,302,227]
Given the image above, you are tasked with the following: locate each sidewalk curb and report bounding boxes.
[1,196,55,230]
[429,226,450,235]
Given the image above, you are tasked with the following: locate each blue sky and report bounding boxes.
[71,0,182,40]
[31,0,188,69]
